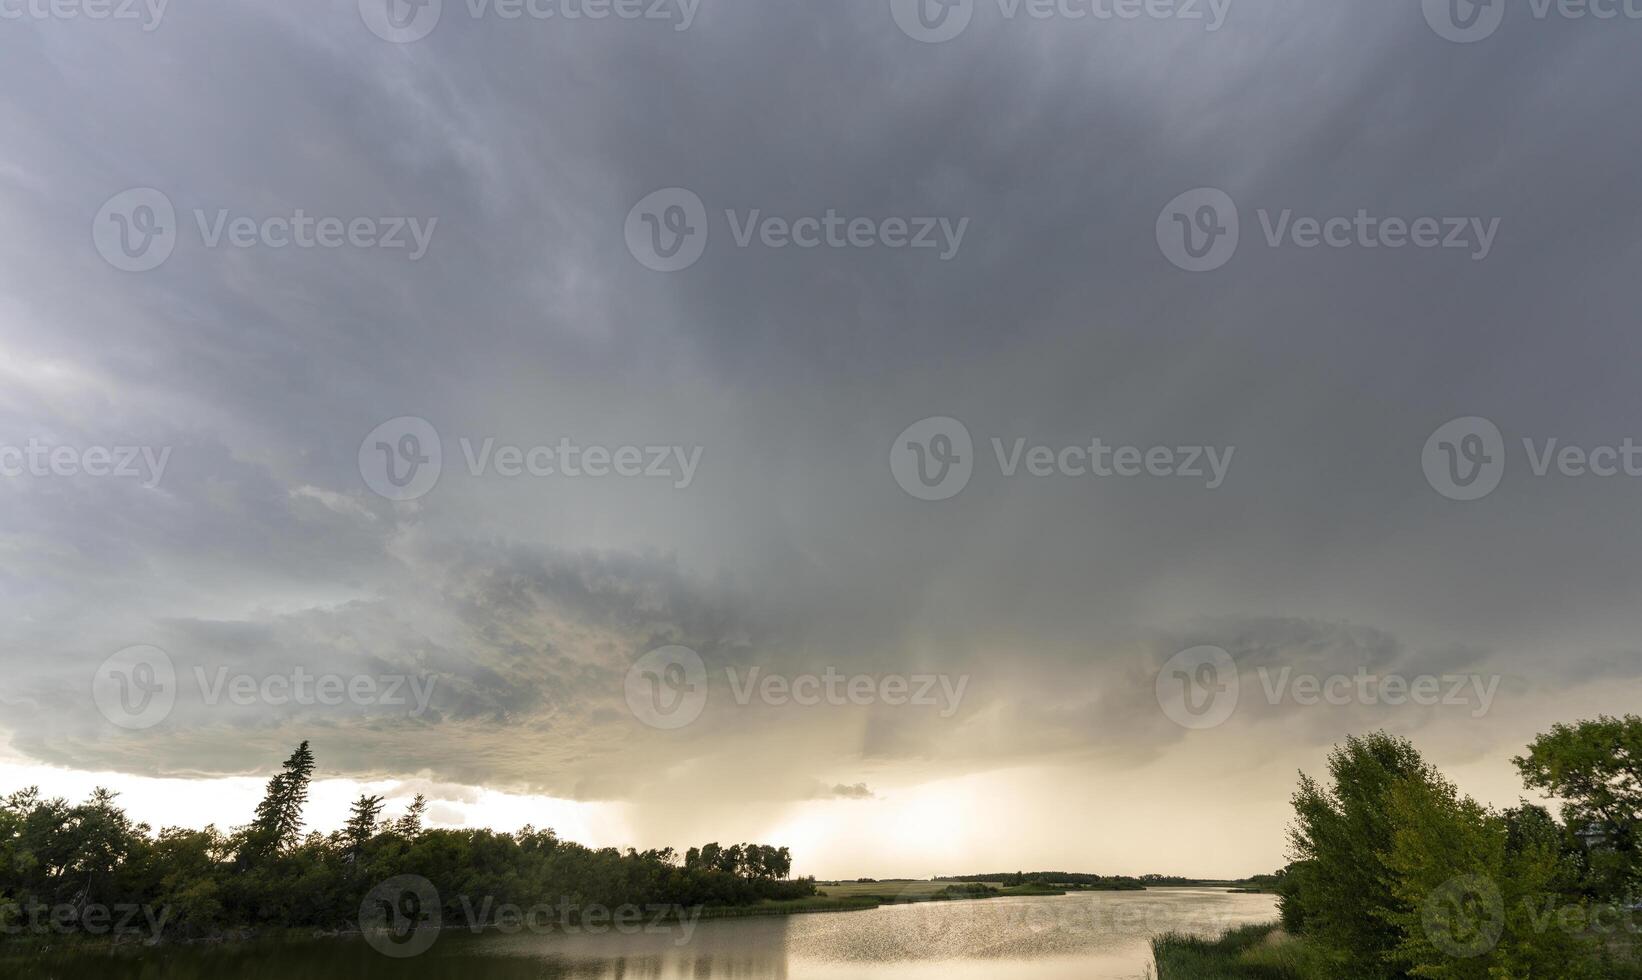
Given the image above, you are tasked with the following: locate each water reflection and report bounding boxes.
[25,889,1276,980]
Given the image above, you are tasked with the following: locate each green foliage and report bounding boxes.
[0,743,814,943]
[941,871,1146,889]
[392,794,427,839]
[1282,732,1437,978]
[1277,726,1640,979]
[682,842,792,879]
[342,795,384,857]
[1514,714,1642,899]
[1380,770,1595,978]
[1152,923,1319,979]
[244,741,316,861]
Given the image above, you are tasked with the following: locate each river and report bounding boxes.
[25,887,1277,980]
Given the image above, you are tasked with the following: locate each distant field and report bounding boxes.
[817,880,1004,899]
[696,895,881,918]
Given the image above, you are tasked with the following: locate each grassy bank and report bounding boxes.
[693,880,1069,919]
[0,882,1064,955]
[699,895,882,917]
[541,880,1064,919]
[1151,924,1334,979]
[817,880,1065,903]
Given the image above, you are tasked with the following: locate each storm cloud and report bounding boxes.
[1,0,1639,874]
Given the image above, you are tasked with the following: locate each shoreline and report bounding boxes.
[0,881,1221,955]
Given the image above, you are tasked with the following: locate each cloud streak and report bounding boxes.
[0,0,1639,872]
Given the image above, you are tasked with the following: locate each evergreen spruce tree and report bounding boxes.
[344,794,385,857]
[245,741,315,859]
[394,793,428,838]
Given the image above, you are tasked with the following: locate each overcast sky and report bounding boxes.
[1,0,1640,879]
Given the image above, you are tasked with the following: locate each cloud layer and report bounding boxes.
[2,0,1640,872]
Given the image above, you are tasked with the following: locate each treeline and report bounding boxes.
[1141,874,1282,889]
[938,871,1146,890]
[1273,718,1642,977]
[1142,873,1280,892]
[0,741,814,941]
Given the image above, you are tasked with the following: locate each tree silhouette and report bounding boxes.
[0,741,815,941]
[393,794,428,838]
[343,794,385,858]
[244,740,315,860]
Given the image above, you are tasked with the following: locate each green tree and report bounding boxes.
[1514,715,1642,898]
[393,794,428,838]
[1382,770,1594,978]
[697,842,722,872]
[343,795,385,856]
[0,742,816,942]
[1283,732,1438,977]
[64,787,138,912]
[243,741,315,860]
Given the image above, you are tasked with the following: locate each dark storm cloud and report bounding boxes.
[1,0,1640,812]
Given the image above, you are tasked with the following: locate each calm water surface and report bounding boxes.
[31,888,1276,980]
